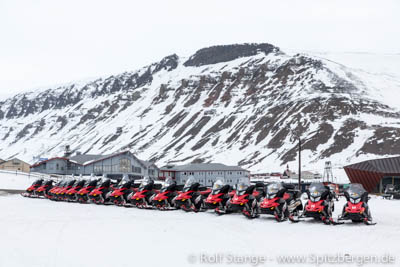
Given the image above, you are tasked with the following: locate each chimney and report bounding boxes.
[64,145,72,158]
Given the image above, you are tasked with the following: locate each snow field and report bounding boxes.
[0,194,399,267]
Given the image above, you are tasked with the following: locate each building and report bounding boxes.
[344,156,400,193]
[30,150,159,180]
[0,158,31,173]
[283,169,319,180]
[159,163,250,186]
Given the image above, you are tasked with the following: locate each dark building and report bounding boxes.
[344,156,400,193]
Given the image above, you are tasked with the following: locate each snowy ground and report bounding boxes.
[0,171,39,190]
[0,193,399,267]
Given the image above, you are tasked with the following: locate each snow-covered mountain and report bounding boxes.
[1,43,400,173]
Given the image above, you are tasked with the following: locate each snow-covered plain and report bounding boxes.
[0,171,39,190]
[0,192,399,267]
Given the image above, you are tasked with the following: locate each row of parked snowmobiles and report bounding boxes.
[21,176,376,225]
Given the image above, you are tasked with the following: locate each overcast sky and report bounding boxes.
[0,0,399,99]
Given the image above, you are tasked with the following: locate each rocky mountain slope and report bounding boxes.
[1,43,400,173]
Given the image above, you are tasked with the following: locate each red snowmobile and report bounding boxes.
[76,179,98,203]
[128,177,156,208]
[338,183,376,225]
[109,178,133,206]
[303,182,340,225]
[174,178,205,212]
[47,180,67,200]
[258,182,302,222]
[152,178,178,210]
[35,180,54,198]
[56,179,76,201]
[88,178,112,204]
[65,180,86,202]
[226,181,262,219]
[22,179,44,198]
[202,179,231,214]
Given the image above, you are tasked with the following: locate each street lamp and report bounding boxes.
[291,130,302,191]
[298,137,301,191]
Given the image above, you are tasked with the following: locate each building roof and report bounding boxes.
[344,156,400,174]
[31,151,150,169]
[161,163,248,172]
[69,154,109,165]
[139,160,159,169]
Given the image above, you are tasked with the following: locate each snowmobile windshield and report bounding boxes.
[237,182,249,195]
[308,183,326,201]
[121,180,132,189]
[212,179,225,194]
[347,184,366,203]
[67,180,76,186]
[267,183,283,198]
[163,178,175,188]
[183,177,197,191]
[139,177,153,190]
[33,179,43,185]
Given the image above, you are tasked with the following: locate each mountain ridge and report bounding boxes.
[1,43,400,174]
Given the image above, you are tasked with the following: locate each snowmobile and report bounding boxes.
[76,179,98,203]
[173,177,204,212]
[88,177,112,204]
[338,183,376,225]
[382,184,400,199]
[56,179,76,201]
[202,179,231,214]
[21,179,44,197]
[152,178,179,210]
[48,180,68,200]
[226,180,261,219]
[258,182,302,222]
[128,177,156,208]
[109,178,133,206]
[303,182,340,225]
[65,180,86,202]
[35,180,54,198]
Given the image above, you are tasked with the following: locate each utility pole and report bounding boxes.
[298,138,301,191]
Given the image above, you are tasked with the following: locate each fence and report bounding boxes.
[0,170,73,182]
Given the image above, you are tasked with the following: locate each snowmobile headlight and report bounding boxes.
[350,198,361,204]
[311,196,321,202]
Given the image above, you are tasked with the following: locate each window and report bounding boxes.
[120,158,131,172]
[112,165,119,172]
[149,169,155,175]
[12,159,20,165]
[103,165,111,172]
[94,165,103,173]
[133,167,142,173]
[56,163,59,170]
